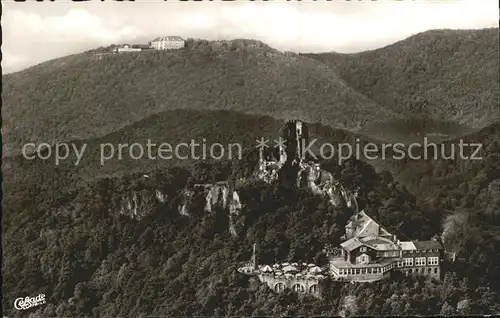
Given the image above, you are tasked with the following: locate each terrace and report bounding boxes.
[329,256,398,282]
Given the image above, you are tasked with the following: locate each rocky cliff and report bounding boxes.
[178,181,244,236]
[299,163,359,211]
[54,177,244,236]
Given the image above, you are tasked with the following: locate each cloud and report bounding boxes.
[2,0,498,74]
[2,8,142,73]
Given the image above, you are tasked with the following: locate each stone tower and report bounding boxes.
[282,120,309,167]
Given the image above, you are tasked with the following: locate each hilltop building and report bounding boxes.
[150,36,185,50]
[328,210,443,282]
[115,44,142,53]
[238,211,443,296]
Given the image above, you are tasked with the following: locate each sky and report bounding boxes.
[2,0,498,74]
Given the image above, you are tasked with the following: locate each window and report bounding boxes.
[275,283,285,293]
[428,268,432,274]
[309,285,319,294]
[415,257,426,266]
[404,258,413,266]
[397,260,403,267]
[292,284,305,294]
[428,257,439,265]
[360,246,367,252]
[383,252,389,257]
[434,268,438,274]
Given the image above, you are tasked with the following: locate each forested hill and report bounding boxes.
[4,29,497,156]
[2,39,387,157]
[2,28,500,317]
[3,125,500,317]
[305,28,499,132]
[2,109,379,200]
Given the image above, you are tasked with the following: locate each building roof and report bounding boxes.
[341,235,399,252]
[362,236,397,251]
[151,36,184,42]
[309,266,323,274]
[283,265,298,272]
[340,238,363,251]
[413,240,442,250]
[400,241,417,250]
[261,265,273,273]
[346,210,394,239]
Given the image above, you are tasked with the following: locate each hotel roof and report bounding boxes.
[340,238,364,251]
[151,36,184,42]
[413,240,443,250]
[346,210,394,239]
[363,237,397,251]
[400,241,417,250]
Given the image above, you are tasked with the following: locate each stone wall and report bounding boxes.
[257,274,322,296]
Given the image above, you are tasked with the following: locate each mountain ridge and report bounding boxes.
[2,38,389,157]
[8,28,499,158]
[304,28,500,133]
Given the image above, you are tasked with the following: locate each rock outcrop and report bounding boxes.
[301,162,359,212]
[175,182,244,235]
[54,120,356,236]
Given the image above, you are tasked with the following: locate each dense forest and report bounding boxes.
[2,38,384,157]
[4,29,499,157]
[305,28,500,131]
[2,28,499,317]
[3,125,500,316]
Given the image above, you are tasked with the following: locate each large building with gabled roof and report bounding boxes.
[237,210,444,298]
[328,210,443,282]
[150,36,185,50]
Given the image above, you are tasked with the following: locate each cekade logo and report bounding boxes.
[14,294,46,310]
